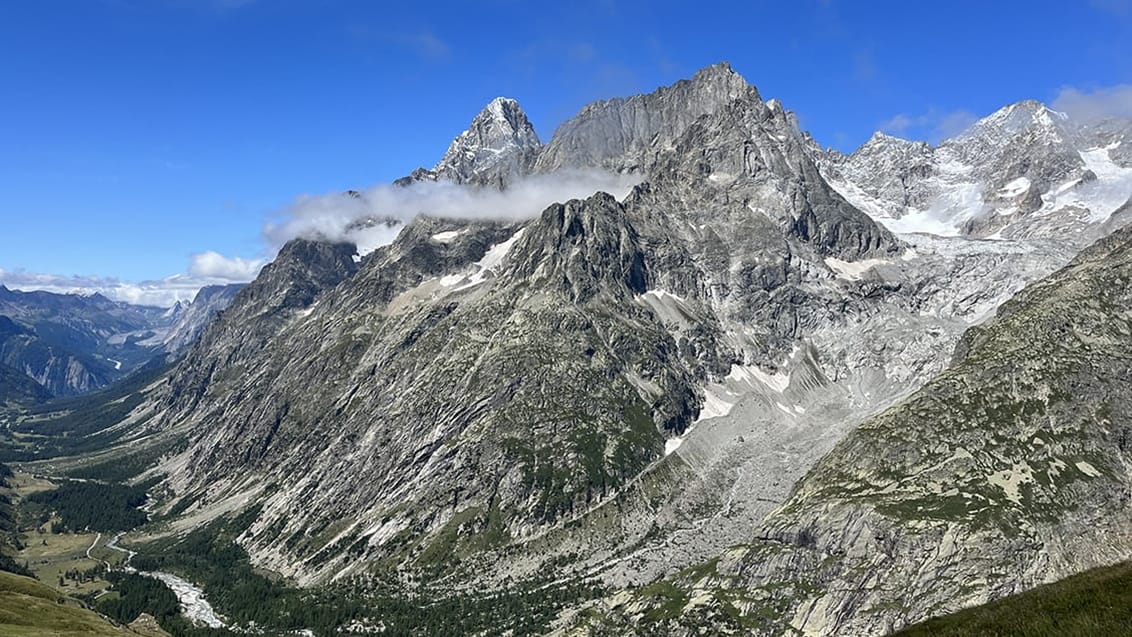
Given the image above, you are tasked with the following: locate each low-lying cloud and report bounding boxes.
[188,251,266,281]
[264,169,642,254]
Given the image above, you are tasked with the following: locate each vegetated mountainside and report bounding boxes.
[889,559,1132,636]
[3,360,171,466]
[0,361,51,407]
[0,298,128,398]
[48,61,1132,635]
[0,569,142,636]
[572,219,1132,636]
[0,464,30,577]
[0,284,240,400]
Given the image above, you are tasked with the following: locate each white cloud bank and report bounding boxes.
[0,250,264,308]
[188,251,266,280]
[3,170,638,307]
[264,169,642,255]
[0,265,252,308]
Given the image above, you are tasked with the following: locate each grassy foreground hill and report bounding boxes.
[892,560,1132,636]
[0,569,139,636]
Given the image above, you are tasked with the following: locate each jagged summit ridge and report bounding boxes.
[822,96,1130,240]
[534,61,758,174]
[957,99,1071,141]
[432,96,541,182]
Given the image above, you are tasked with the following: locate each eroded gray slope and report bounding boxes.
[572,221,1132,636]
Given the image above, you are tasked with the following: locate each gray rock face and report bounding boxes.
[163,238,357,416]
[0,359,53,406]
[534,62,754,174]
[642,94,900,260]
[1077,117,1132,167]
[826,132,936,213]
[435,97,542,186]
[568,222,1132,636]
[503,192,648,302]
[160,284,244,354]
[399,97,542,188]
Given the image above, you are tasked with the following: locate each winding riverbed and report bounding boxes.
[105,533,229,629]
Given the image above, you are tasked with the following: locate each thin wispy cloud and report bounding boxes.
[877,113,913,134]
[935,110,979,138]
[399,31,451,61]
[852,50,877,82]
[1053,84,1132,122]
[878,107,977,143]
[514,38,602,70]
[1090,0,1132,16]
[348,26,452,62]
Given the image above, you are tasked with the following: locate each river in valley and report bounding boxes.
[104,533,228,629]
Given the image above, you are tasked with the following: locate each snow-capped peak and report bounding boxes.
[862,130,920,148]
[484,96,519,121]
[955,99,1070,142]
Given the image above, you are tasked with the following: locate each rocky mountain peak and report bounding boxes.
[431,96,541,186]
[534,62,762,174]
[160,283,244,354]
[862,130,918,147]
[955,99,1071,143]
[847,131,934,168]
[688,60,756,101]
[240,238,358,315]
[503,192,648,302]
[822,96,1115,239]
[437,97,540,162]
[162,299,187,320]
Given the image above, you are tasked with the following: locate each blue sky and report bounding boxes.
[1,0,1131,304]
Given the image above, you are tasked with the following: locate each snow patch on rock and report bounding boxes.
[824,256,888,281]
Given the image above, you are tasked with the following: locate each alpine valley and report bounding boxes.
[4,62,1132,636]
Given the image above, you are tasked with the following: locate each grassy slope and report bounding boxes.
[0,569,134,636]
[892,560,1132,637]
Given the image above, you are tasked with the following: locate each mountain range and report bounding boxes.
[12,62,1132,635]
[0,283,243,402]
